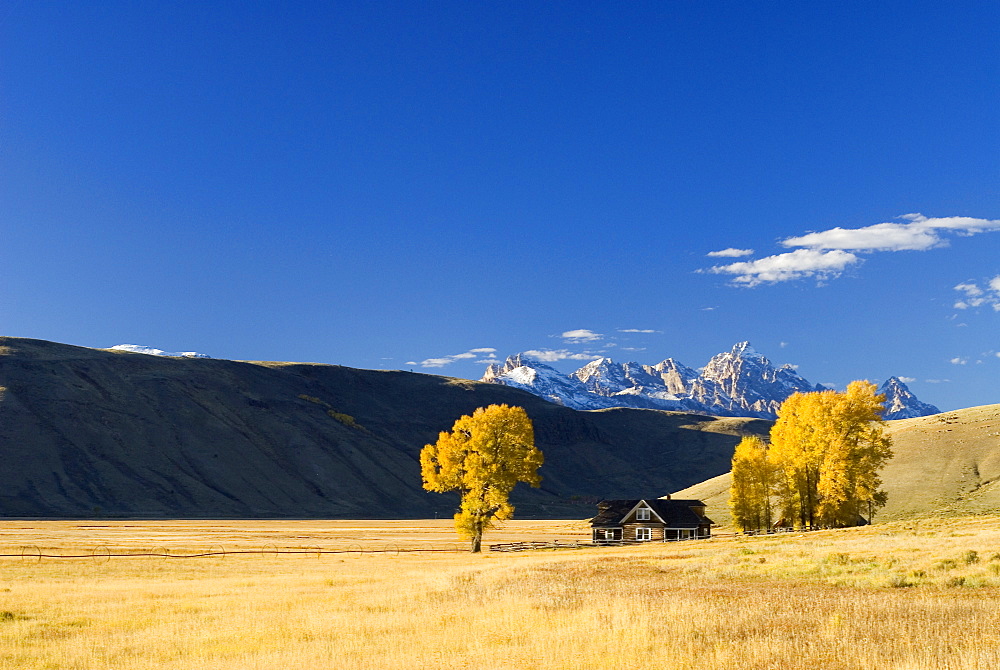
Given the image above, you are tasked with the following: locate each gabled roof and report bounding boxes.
[591,498,713,528]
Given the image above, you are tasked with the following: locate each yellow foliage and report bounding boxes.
[420,404,543,552]
[729,435,776,532]
[768,381,893,528]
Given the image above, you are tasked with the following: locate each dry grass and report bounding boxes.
[1,517,1000,669]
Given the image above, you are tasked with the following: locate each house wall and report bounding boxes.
[623,522,665,542]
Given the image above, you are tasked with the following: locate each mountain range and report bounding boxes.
[481,342,940,420]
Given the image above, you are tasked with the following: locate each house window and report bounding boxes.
[604,529,616,540]
[636,507,650,520]
[636,528,652,541]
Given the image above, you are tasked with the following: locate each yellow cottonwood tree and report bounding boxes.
[769,390,828,528]
[729,435,776,532]
[769,381,892,529]
[816,380,893,526]
[420,404,543,552]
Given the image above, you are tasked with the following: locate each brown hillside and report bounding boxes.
[672,404,1000,526]
[0,337,769,518]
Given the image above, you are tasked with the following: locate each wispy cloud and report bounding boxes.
[522,349,603,362]
[953,276,1000,311]
[949,357,968,365]
[406,347,497,368]
[706,249,859,286]
[561,329,603,343]
[782,214,1000,252]
[705,214,1000,286]
[897,376,917,383]
[617,328,659,334]
[706,248,754,258]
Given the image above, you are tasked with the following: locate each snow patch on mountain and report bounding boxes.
[481,342,940,420]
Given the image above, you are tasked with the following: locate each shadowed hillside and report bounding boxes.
[0,337,770,518]
[673,403,1000,526]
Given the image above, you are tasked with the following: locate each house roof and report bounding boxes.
[591,499,713,528]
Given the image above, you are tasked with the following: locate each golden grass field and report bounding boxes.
[2,517,1000,669]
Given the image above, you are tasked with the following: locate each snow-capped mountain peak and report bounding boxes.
[480,343,940,420]
[878,376,941,420]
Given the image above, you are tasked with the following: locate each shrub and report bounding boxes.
[327,410,358,428]
[962,550,980,564]
[886,574,911,588]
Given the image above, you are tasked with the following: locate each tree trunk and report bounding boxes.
[471,532,482,553]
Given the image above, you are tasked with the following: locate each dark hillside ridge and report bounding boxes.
[0,337,770,518]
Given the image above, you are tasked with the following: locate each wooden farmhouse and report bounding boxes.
[590,497,713,544]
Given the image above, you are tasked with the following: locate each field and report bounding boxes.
[2,518,1000,669]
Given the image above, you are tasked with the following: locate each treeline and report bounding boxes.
[729,380,893,531]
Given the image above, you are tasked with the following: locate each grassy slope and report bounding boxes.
[0,337,769,518]
[673,403,1000,527]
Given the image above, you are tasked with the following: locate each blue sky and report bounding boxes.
[2,1,997,411]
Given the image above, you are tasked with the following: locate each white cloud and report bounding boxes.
[705,214,1000,287]
[925,379,951,383]
[617,328,659,333]
[782,222,941,252]
[561,329,603,343]
[522,349,603,362]
[706,249,860,286]
[707,248,754,258]
[949,357,967,365]
[110,344,209,358]
[955,282,984,297]
[898,376,917,383]
[414,357,454,368]
[782,214,1000,252]
[410,347,497,368]
[780,341,788,348]
[953,275,1000,311]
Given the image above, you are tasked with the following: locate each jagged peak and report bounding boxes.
[580,356,615,368]
[730,341,760,357]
